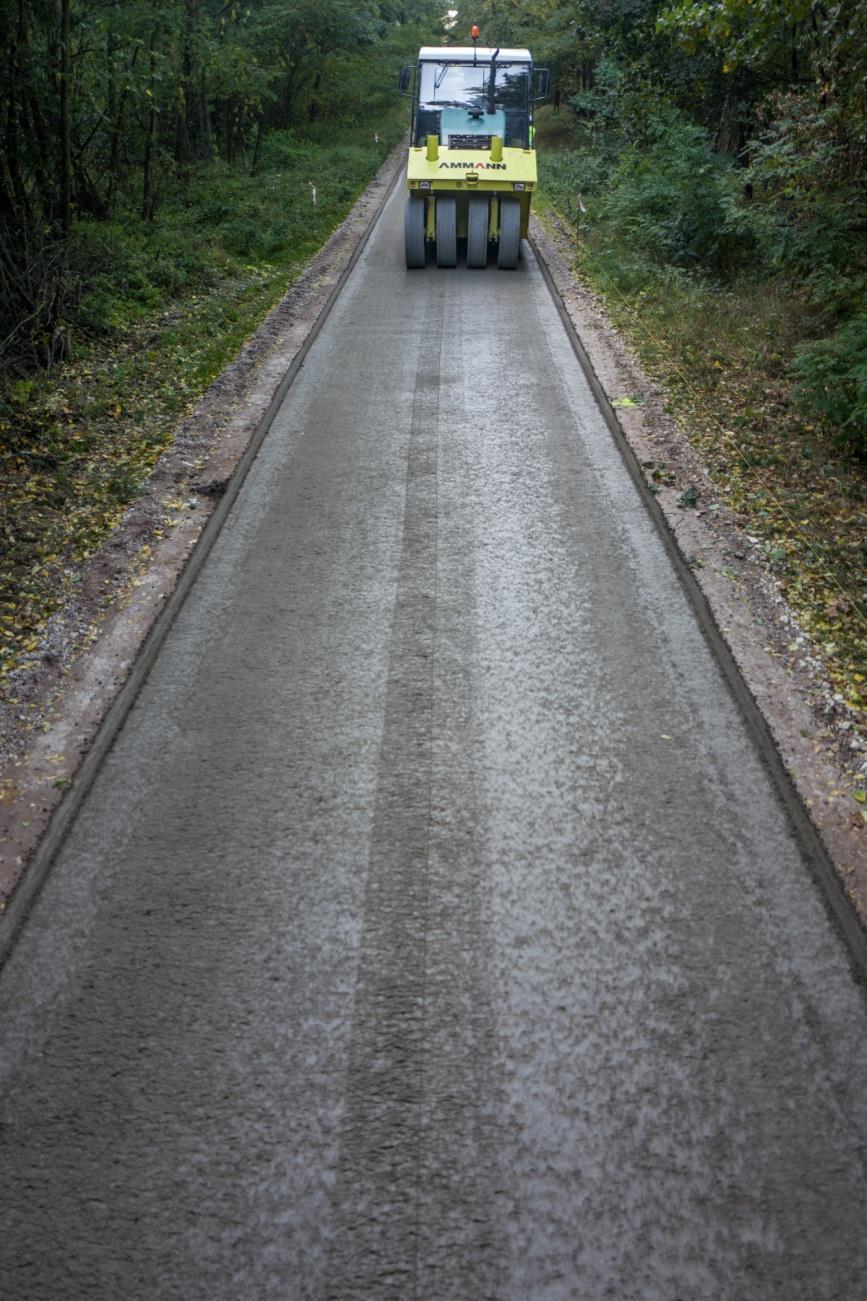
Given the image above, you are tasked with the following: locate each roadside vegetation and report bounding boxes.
[454,0,866,756]
[0,0,441,685]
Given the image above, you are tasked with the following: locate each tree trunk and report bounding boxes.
[224,99,233,164]
[105,18,118,203]
[3,0,29,218]
[308,71,321,123]
[25,91,53,212]
[196,67,212,161]
[142,29,157,220]
[107,42,139,210]
[175,0,195,171]
[60,0,71,235]
[250,114,263,175]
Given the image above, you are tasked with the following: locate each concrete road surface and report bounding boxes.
[2,184,867,1300]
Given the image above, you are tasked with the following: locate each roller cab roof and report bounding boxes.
[417,47,532,63]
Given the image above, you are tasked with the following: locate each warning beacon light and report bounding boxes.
[470,24,480,41]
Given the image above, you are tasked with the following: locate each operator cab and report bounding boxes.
[412,46,534,151]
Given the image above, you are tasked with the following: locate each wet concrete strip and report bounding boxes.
[1,185,867,1300]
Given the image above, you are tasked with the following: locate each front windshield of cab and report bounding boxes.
[418,62,529,112]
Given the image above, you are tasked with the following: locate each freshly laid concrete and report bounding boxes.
[1,186,866,1300]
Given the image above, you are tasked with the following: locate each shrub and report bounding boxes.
[744,94,864,279]
[539,148,611,221]
[0,220,77,369]
[596,109,753,277]
[258,130,314,172]
[220,216,262,256]
[790,312,867,453]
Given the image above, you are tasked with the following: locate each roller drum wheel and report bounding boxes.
[404,196,426,269]
[497,198,521,270]
[467,196,489,269]
[436,196,457,268]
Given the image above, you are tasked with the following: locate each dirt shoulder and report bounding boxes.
[0,147,403,919]
[531,209,867,932]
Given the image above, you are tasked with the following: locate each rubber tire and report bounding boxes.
[497,198,521,270]
[467,196,489,268]
[405,196,426,269]
[436,196,457,268]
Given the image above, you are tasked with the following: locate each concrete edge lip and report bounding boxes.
[0,152,404,971]
[527,226,867,982]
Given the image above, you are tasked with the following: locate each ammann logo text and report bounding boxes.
[438,161,507,170]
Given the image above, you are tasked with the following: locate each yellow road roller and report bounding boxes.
[399,30,548,269]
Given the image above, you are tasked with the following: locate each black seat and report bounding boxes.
[503,110,529,148]
[414,109,442,146]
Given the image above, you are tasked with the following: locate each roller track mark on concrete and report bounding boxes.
[325,277,443,1297]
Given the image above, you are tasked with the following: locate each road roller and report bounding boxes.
[399,30,548,269]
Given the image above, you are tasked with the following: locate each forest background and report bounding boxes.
[0,0,865,746]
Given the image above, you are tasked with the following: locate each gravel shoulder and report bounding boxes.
[1,164,864,944]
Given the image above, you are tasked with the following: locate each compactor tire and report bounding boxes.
[497,199,521,270]
[404,196,426,269]
[436,196,457,268]
[467,197,489,268]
